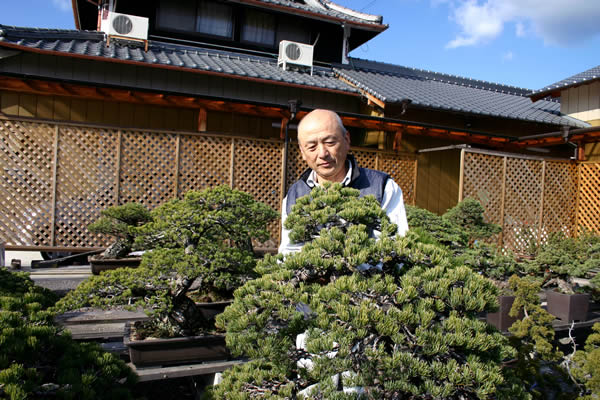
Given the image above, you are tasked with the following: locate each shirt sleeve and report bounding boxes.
[381,178,409,236]
[278,196,303,255]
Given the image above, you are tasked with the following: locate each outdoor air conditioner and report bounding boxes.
[100,11,149,41]
[278,40,314,75]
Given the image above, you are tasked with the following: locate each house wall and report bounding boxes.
[562,82,600,123]
[0,90,198,131]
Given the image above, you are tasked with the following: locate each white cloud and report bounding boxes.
[52,0,71,12]
[444,0,600,48]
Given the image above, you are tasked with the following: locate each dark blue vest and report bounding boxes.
[285,154,389,215]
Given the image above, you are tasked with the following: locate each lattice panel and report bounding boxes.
[461,152,504,231]
[119,130,178,209]
[378,153,417,205]
[178,135,231,195]
[54,126,119,247]
[286,144,306,190]
[577,162,600,233]
[542,161,578,239]
[352,150,377,171]
[232,138,283,248]
[0,120,55,246]
[503,158,544,253]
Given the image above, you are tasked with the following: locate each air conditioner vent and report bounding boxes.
[112,15,134,35]
[285,43,301,61]
[278,40,313,75]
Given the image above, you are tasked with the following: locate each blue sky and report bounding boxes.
[1,0,599,90]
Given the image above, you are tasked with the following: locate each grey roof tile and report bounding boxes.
[529,65,600,97]
[245,0,384,26]
[334,58,588,128]
[0,24,358,95]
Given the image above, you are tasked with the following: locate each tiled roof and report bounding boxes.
[238,0,385,26]
[529,65,600,98]
[0,25,358,95]
[335,58,589,128]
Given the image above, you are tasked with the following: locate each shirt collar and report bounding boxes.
[306,161,352,188]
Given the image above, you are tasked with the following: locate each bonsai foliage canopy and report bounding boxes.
[88,202,152,259]
[212,184,515,399]
[56,186,277,337]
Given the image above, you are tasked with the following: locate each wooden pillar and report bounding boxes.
[577,143,586,161]
[280,117,289,140]
[393,130,403,151]
[198,107,207,132]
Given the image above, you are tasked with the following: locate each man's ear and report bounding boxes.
[345,130,351,145]
[298,143,307,161]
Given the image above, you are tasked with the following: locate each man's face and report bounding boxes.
[297,110,350,183]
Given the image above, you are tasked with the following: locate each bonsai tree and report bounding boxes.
[210,184,517,399]
[88,202,152,259]
[55,186,278,338]
[571,322,600,399]
[533,231,600,294]
[0,268,136,399]
[443,198,501,246]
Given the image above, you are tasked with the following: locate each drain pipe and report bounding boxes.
[561,126,581,160]
[282,100,301,193]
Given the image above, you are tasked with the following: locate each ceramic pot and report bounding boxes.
[89,255,142,275]
[486,295,521,332]
[124,322,229,366]
[546,290,590,322]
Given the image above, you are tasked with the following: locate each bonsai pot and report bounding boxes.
[124,322,229,367]
[196,300,233,321]
[546,290,590,322]
[486,295,522,332]
[89,255,142,275]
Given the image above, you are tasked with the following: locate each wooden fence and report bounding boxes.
[459,148,599,252]
[0,117,417,251]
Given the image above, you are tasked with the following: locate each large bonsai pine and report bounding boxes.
[56,186,277,337]
[210,184,515,399]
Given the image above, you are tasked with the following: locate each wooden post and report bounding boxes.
[498,156,507,248]
[198,108,207,132]
[50,125,59,247]
[577,144,586,161]
[537,160,546,246]
[412,158,418,206]
[279,117,289,140]
[115,130,122,205]
[393,130,403,151]
[174,134,181,198]
[458,149,465,202]
[229,138,235,188]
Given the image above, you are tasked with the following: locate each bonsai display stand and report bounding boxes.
[128,359,245,382]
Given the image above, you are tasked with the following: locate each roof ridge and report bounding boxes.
[346,56,534,96]
[530,64,600,95]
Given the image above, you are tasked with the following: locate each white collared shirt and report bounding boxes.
[278,163,409,254]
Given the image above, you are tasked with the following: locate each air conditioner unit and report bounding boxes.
[101,11,149,41]
[278,40,314,75]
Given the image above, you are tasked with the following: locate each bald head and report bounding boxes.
[297,109,350,184]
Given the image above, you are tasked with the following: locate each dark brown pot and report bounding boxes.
[196,300,233,321]
[124,322,229,366]
[89,255,142,275]
[546,290,590,322]
[486,295,522,332]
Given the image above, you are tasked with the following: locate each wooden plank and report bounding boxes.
[50,125,59,246]
[129,360,245,382]
[458,149,465,202]
[56,308,149,325]
[64,322,128,340]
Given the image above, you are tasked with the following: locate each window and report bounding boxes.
[196,1,233,38]
[241,9,275,46]
[157,0,196,32]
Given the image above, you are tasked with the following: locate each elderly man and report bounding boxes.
[279,109,409,254]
